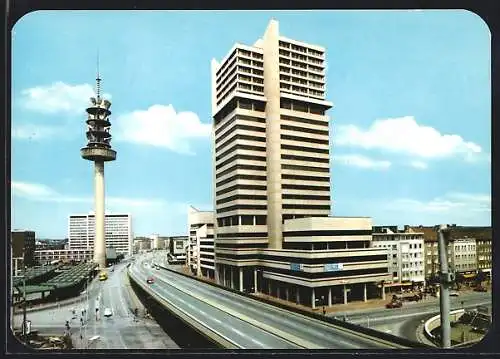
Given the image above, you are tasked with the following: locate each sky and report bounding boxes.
[11,10,491,238]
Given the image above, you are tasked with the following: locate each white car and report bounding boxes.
[103,308,113,317]
[450,291,460,297]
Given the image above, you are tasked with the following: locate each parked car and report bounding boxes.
[103,308,112,317]
[450,291,460,297]
[474,286,487,292]
[386,300,403,309]
[146,276,155,284]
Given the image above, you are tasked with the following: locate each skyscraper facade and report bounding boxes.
[211,20,390,308]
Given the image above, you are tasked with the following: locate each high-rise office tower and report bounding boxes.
[211,20,390,308]
[212,19,332,258]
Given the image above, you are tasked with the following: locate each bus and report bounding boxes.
[99,272,108,281]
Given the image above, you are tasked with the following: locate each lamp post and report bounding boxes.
[22,265,27,341]
[437,224,453,348]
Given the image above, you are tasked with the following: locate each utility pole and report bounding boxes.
[437,224,453,348]
[22,264,27,341]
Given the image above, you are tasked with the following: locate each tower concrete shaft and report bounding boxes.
[93,161,106,269]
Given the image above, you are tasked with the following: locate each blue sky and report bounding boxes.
[11,10,491,238]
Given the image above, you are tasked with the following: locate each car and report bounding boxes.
[103,308,112,317]
[450,291,460,297]
[474,286,487,292]
[385,300,403,309]
[146,276,155,284]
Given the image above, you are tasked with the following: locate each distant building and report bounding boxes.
[187,206,215,278]
[477,238,492,274]
[11,230,36,275]
[35,239,66,251]
[133,237,153,253]
[35,248,93,265]
[450,238,477,274]
[371,227,425,291]
[68,213,133,256]
[410,225,491,281]
[168,236,189,263]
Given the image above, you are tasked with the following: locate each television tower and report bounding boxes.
[80,57,116,271]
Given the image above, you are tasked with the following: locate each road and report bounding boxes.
[338,291,491,341]
[132,254,408,349]
[15,261,179,349]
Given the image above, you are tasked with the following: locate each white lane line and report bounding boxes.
[212,318,222,324]
[250,338,265,346]
[231,328,245,337]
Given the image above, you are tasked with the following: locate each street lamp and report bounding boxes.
[436,224,454,348]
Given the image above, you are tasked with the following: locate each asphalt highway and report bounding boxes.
[131,255,406,349]
[17,261,178,349]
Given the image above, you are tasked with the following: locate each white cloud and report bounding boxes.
[334,154,391,170]
[335,116,483,161]
[409,160,428,170]
[19,82,111,114]
[12,123,63,140]
[386,192,491,214]
[115,104,211,155]
[11,181,167,209]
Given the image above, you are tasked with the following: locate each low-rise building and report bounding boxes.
[216,217,391,308]
[412,225,491,283]
[133,237,153,253]
[168,236,189,263]
[35,248,93,265]
[187,206,215,278]
[450,238,477,274]
[371,227,425,291]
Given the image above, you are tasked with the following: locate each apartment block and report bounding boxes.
[412,225,491,281]
[187,206,215,278]
[211,20,391,308]
[371,227,425,291]
[68,213,133,256]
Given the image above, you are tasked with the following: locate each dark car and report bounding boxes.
[386,300,403,309]
[474,286,487,292]
[146,276,155,284]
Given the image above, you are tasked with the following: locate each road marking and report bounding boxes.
[142,266,314,348]
[231,328,245,336]
[250,338,265,346]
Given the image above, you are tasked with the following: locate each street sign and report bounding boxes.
[290,263,303,271]
[325,263,343,272]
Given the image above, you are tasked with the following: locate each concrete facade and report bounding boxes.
[187,206,215,278]
[210,20,390,308]
[371,227,425,286]
[68,213,133,256]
